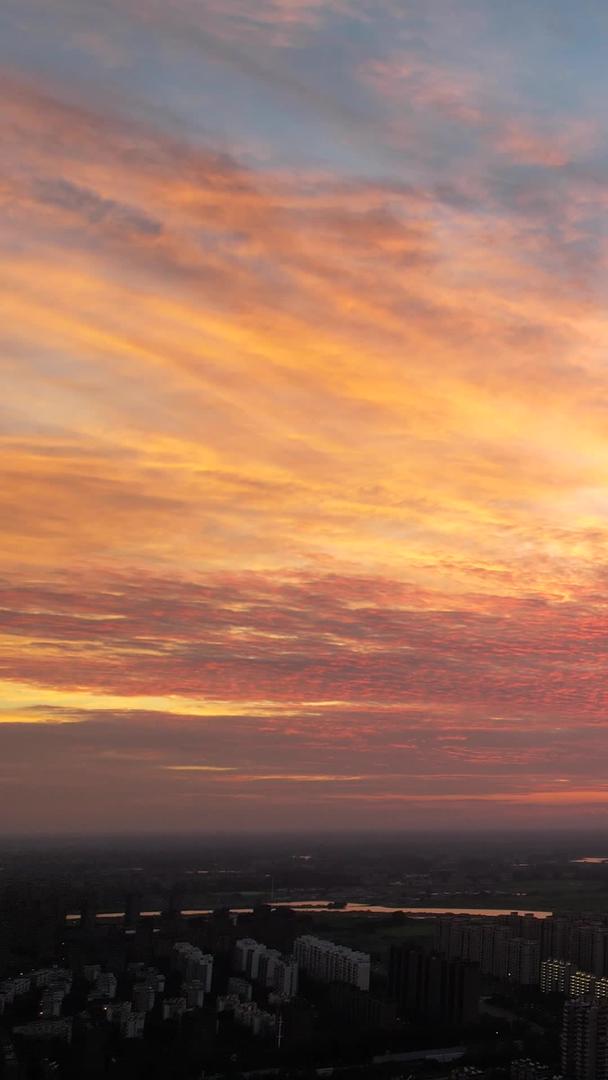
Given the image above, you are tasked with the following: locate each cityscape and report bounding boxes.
[1,837,608,1077]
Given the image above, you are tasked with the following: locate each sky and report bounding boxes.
[2,0,608,834]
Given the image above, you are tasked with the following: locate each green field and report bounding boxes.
[308,912,435,961]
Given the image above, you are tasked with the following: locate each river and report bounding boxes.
[66,900,552,921]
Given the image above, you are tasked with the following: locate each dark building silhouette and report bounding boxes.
[124,892,142,931]
[164,886,183,920]
[79,893,97,933]
[0,885,63,969]
[438,913,608,984]
[388,946,479,1026]
[328,983,397,1030]
[561,998,608,1080]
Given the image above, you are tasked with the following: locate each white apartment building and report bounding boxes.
[184,980,206,1009]
[233,938,264,978]
[250,945,270,980]
[227,977,253,1001]
[273,957,299,999]
[172,943,213,991]
[233,1001,277,1038]
[257,949,281,987]
[294,936,370,991]
[234,939,299,998]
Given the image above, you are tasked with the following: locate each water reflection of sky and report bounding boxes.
[66,901,552,920]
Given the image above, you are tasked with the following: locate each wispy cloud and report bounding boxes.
[2,1,608,830]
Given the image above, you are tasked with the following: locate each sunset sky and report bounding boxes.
[2,0,608,833]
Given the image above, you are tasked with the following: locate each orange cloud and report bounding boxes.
[1,16,608,830]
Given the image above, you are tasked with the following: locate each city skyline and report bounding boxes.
[2,1,608,832]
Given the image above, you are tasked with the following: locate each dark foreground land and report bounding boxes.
[0,830,605,1079]
[2,830,608,914]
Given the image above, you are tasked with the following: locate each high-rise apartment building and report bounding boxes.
[172,943,213,991]
[541,959,575,995]
[436,912,608,985]
[234,939,299,998]
[257,949,281,987]
[541,959,608,1007]
[543,918,571,963]
[436,916,539,983]
[507,938,540,986]
[561,999,608,1080]
[184,980,206,1009]
[570,971,595,999]
[569,928,597,975]
[294,936,370,991]
[388,947,479,1026]
[592,931,608,978]
[273,957,299,999]
[233,939,259,975]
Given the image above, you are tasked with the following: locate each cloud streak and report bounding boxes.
[2,1,608,830]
